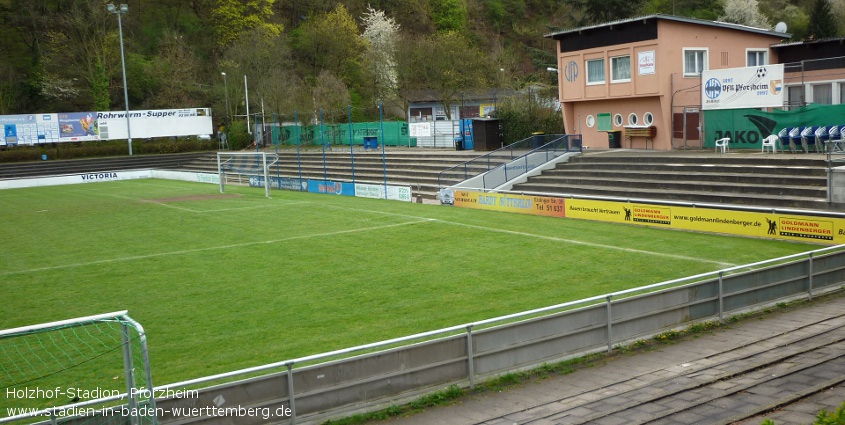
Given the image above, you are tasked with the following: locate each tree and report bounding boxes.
[570,0,642,25]
[312,70,351,123]
[411,31,488,120]
[758,0,809,39]
[290,4,366,83]
[807,0,838,39]
[430,0,467,31]
[361,7,400,104]
[142,29,206,109]
[720,0,771,28]
[38,0,113,111]
[209,0,283,51]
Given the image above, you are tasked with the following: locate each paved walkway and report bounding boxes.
[378,292,845,425]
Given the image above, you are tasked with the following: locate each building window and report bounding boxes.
[840,83,845,105]
[683,49,707,76]
[586,115,596,128]
[747,50,767,67]
[628,113,639,126]
[787,86,804,110]
[610,56,631,82]
[409,107,433,122]
[614,114,623,127]
[643,112,654,126]
[813,84,832,104]
[586,59,605,84]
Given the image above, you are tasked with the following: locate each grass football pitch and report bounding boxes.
[0,179,820,389]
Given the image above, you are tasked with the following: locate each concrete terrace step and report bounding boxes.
[179,149,514,198]
[513,182,832,209]
[537,169,827,186]
[511,149,838,210]
[0,152,208,179]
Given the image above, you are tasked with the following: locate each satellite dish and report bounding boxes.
[775,22,788,33]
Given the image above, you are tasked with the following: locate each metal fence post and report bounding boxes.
[466,325,475,389]
[808,252,814,300]
[286,362,296,425]
[606,295,613,353]
[718,271,724,321]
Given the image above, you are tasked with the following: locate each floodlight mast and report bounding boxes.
[108,3,132,156]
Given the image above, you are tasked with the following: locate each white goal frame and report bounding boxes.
[216,151,278,198]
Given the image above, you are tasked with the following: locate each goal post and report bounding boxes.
[0,311,155,425]
[216,151,279,198]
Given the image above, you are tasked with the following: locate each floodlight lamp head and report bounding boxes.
[107,4,116,13]
[120,4,128,13]
[221,72,226,76]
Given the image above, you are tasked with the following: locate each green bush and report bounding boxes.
[496,93,564,145]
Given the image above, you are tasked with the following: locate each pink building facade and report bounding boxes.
[546,15,789,150]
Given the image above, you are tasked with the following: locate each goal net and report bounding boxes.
[0,311,155,425]
[216,151,279,198]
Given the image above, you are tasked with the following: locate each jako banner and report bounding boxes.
[704,103,845,149]
[702,64,784,110]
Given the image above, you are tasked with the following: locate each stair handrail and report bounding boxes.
[437,133,581,189]
[437,134,566,189]
[479,135,581,190]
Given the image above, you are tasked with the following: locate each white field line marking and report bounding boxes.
[313,203,737,267]
[88,190,310,213]
[2,219,433,276]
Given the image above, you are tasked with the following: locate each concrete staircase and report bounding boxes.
[176,148,514,199]
[511,150,839,210]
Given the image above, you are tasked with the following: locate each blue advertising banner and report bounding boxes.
[307,180,355,196]
[58,112,100,141]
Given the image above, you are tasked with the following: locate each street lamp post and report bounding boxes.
[221,72,230,125]
[108,3,132,156]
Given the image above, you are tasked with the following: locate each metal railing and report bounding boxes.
[437,134,581,189]
[480,134,582,190]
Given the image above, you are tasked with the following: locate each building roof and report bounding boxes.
[544,14,790,40]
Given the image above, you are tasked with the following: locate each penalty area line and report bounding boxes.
[1,219,434,276]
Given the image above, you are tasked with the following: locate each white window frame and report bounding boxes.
[628,113,639,126]
[643,112,654,126]
[683,48,708,77]
[610,55,631,83]
[586,115,596,128]
[586,58,606,85]
[746,49,768,67]
[613,114,623,127]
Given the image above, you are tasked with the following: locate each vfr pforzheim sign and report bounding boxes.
[702,64,784,110]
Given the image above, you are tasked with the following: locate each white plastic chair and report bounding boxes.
[715,137,730,153]
[761,135,778,153]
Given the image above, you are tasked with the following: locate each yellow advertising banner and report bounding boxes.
[452,190,565,217]
[452,190,845,244]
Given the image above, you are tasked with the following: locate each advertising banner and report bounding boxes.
[703,103,845,149]
[354,183,412,202]
[307,179,356,196]
[98,108,212,140]
[452,190,845,244]
[248,176,305,191]
[59,112,100,141]
[702,64,784,110]
[452,190,566,217]
[0,108,212,145]
[1,114,61,146]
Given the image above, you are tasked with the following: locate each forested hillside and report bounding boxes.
[0,0,842,122]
